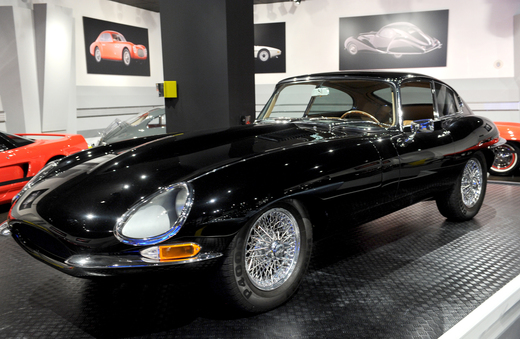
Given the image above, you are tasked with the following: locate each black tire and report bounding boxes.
[258,49,270,62]
[213,200,312,313]
[436,152,487,221]
[94,47,101,62]
[490,142,520,176]
[123,48,131,66]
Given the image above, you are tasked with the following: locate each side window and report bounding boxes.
[434,83,459,116]
[379,28,396,39]
[100,33,111,42]
[400,81,434,125]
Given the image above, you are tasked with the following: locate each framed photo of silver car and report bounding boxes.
[254,23,286,73]
[83,17,150,76]
[339,10,448,70]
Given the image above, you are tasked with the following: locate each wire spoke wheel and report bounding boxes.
[213,200,311,313]
[245,208,300,291]
[460,159,483,208]
[436,153,487,221]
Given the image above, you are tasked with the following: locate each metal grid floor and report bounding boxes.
[1,182,520,338]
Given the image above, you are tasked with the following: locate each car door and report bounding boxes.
[109,33,124,60]
[0,134,32,201]
[391,79,455,202]
[98,32,112,59]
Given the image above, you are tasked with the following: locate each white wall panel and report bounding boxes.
[31,0,164,88]
[0,4,41,133]
[253,0,520,122]
[34,3,75,133]
[254,0,520,83]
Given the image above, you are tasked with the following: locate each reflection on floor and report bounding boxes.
[1,180,520,338]
[489,175,520,184]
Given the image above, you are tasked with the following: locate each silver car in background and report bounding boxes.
[97,107,166,146]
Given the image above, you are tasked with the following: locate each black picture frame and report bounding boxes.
[83,17,150,76]
[339,10,449,70]
[254,22,286,74]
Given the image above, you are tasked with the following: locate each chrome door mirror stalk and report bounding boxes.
[411,119,435,133]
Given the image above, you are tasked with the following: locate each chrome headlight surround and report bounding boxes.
[12,159,61,204]
[114,182,194,246]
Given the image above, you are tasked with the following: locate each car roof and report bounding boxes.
[384,22,418,29]
[101,30,122,35]
[277,71,443,86]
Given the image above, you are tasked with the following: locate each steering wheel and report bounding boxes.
[340,110,380,124]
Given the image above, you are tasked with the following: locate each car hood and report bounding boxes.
[11,121,373,242]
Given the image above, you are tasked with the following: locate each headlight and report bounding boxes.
[114,182,193,246]
[12,160,61,203]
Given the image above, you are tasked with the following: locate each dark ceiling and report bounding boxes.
[110,0,297,13]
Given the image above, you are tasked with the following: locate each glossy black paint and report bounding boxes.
[7,72,500,278]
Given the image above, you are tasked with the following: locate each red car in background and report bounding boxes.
[491,122,520,176]
[0,132,87,204]
[89,30,147,66]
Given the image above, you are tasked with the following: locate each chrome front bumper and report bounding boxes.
[0,220,10,236]
[65,252,223,269]
[12,233,223,277]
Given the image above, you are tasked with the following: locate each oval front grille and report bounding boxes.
[11,222,72,261]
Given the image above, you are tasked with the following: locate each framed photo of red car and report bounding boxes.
[83,17,150,76]
[339,10,448,70]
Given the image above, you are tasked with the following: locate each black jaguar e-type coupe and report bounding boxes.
[4,72,501,313]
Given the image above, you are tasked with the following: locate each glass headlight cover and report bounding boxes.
[114,182,193,246]
[12,159,61,203]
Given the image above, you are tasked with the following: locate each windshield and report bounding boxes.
[97,108,167,146]
[258,80,395,127]
[4,133,34,147]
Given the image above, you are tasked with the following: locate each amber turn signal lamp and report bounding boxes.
[159,243,201,260]
[140,243,202,261]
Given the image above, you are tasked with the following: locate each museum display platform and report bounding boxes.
[1,181,520,338]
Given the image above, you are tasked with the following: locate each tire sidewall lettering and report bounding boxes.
[233,238,253,300]
[225,200,312,312]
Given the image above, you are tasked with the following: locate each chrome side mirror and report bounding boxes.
[410,119,435,133]
[400,119,436,147]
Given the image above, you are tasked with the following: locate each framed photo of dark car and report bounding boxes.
[83,17,150,76]
[339,10,448,70]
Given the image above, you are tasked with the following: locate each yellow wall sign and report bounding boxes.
[164,81,178,98]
